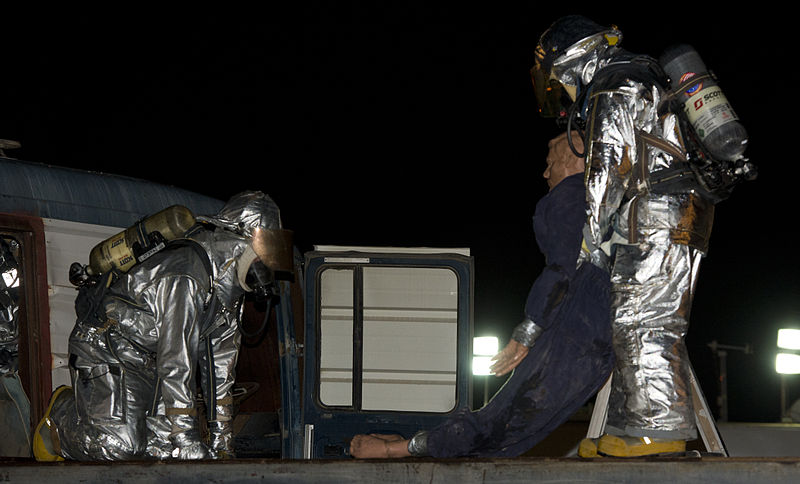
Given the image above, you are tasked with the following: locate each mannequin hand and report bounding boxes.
[489,339,529,376]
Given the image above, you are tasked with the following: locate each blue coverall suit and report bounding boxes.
[425,173,614,457]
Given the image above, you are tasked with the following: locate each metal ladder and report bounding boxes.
[586,364,728,455]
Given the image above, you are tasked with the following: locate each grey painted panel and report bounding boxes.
[0,157,224,227]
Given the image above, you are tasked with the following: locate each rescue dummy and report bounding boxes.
[350,132,615,458]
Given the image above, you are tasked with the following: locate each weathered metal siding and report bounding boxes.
[0,157,224,226]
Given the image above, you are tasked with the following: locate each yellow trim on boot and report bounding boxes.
[578,438,601,458]
[33,386,72,462]
[597,434,686,457]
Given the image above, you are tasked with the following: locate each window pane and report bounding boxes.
[318,269,353,406]
[0,236,21,374]
[361,267,458,412]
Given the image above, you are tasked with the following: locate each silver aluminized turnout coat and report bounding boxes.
[50,191,284,460]
[581,60,712,440]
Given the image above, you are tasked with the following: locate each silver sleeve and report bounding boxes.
[199,306,242,456]
[407,430,430,457]
[152,276,208,455]
[511,318,543,348]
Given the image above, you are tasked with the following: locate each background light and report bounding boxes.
[778,329,800,350]
[776,353,800,374]
[472,356,493,376]
[473,336,499,356]
[472,336,499,376]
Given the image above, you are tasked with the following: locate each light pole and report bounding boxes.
[776,329,800,422]
[708,340,752,422]
[472,336,499,408]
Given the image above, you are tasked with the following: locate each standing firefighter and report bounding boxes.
[531,15,754,456]
[34,191,290,461]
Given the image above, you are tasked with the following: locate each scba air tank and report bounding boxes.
[660,44,748,162]
[87,205,196,275]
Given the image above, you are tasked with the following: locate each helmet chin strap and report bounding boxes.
[236,244,259,292]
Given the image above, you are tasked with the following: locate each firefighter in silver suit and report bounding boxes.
[34,191,286,461]
[532,16,715,456]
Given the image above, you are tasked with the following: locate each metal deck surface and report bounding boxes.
[4,457,800,483]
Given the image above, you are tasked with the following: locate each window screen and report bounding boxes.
[318,265,458,413]
[319,268,354,406]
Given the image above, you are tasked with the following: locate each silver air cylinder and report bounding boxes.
[660,44,748,161]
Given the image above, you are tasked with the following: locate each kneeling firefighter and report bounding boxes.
[33,191,291,461]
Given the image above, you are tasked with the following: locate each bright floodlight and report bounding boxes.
[776,353,800,374]
[472,356,493,376]
[474,336,499,356]
[778,329,800,350]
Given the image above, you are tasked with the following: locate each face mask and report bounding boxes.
[245,260,275,302]
[237,245,275,302]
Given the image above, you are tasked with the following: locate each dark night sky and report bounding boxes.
[1,6,793,422]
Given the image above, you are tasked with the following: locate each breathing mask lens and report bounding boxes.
[531,64,568,120]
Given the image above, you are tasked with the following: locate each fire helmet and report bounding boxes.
[531,15,621,120]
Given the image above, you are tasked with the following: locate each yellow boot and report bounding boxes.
[33,386,72,462]
[578,438,603,459]
[597,434,685,457]
[577,438,601,458]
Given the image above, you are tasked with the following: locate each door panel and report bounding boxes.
[301,249,473,459]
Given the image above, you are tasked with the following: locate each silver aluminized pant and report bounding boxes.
[604,232,702,440]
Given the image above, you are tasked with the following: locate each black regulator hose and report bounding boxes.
[241,297,273,346]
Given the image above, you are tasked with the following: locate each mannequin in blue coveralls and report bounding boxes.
[350,131,614,458]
